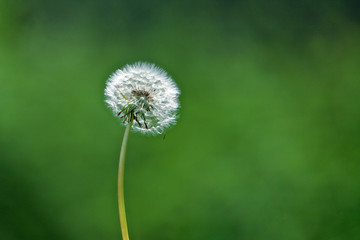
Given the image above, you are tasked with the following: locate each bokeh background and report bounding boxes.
[1,0,360,239]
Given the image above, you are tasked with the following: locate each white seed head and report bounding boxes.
[105,62,180,135]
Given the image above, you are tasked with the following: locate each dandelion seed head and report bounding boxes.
[105,62,180,135]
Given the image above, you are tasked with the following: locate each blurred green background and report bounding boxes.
[1,0,360,239]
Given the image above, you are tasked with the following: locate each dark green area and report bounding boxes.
[1,0,360,239]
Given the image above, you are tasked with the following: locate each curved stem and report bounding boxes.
[118,121,132,240]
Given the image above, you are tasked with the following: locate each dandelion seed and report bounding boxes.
[105,62,180,134]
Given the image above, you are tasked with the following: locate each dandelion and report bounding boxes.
[104,62,180,240]
[105,62,180,135]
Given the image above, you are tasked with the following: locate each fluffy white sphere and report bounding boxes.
[105,62,180,134]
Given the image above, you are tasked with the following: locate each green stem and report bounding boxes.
[118,121,132,240]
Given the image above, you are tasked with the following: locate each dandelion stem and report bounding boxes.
[118,121,132,240]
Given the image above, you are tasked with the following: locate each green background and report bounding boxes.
[1,0,360,239]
